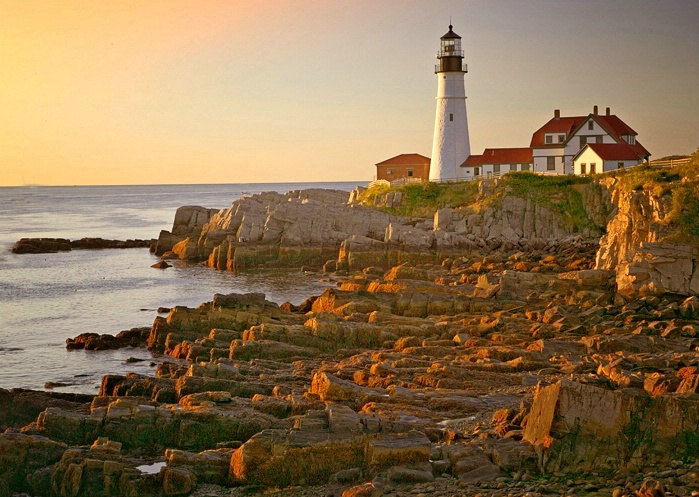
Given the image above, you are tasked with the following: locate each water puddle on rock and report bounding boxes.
[136,461,166,474]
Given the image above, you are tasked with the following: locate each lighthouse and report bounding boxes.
[429,25,471,182]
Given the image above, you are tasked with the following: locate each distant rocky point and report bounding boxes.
[11,237,155,254]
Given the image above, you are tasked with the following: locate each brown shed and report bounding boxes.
[375,153,431,182]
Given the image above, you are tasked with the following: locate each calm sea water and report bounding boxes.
[0,182,364,394]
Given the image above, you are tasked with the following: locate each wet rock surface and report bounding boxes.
[7,247,699,496]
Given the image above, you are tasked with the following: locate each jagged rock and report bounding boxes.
[154,205,219,256]
[386,462,434,483]
[162,467,197,496]
[310,372,373,403]
[48,441,163,497]
[66,327,150,351]
[229,427,365,487]
[596,186,699,297]
[165,447,233,485]
[0,388,92,433]
[638,479,666,497]
[11,237,72,253]
[680,296,699,318]
[366,431,431,468]
[37,397,277,453]
[0,433,67,495]
[341,482,381,497]
[524,379,699,472]
[11,237,153,254]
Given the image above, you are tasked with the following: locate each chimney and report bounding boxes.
[593,105,598,115]
[554,109,560,119]
[606,107,611,116]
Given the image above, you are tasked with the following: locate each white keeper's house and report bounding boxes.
[463,106,650,178]
[528,106,650,175]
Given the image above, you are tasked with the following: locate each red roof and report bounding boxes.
[462,148,533,167]
[530,116,585,147]
[578,143,646,161]
[376,153,431,166]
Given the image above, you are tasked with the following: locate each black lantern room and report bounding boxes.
[436,25,467,73]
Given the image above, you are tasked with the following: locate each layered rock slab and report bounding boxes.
[524,379,699,472]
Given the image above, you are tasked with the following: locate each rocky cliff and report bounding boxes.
[155,178,610,275]
[595,165,699,297]
[154,162,699,299]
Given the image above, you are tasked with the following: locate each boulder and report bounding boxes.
[0,433,67,495]
[524,379,699,472]
[366,431,431,468]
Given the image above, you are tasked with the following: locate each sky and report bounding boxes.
[1,0,698,187]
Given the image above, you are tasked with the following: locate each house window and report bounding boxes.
[618,162,624,169]
[590,163,597,174]
[596,136,603,144]
[547,157,556,171]
[407,169,414,177]
[474,167,480,176]
[545,135,553,144]
[521,163,530,171]
[387,168,393,175]
[581,163,587,175]
[558,134,565,143]
[494,164,500,174]
[580,136,588,148]
[449,113,453,122]
[588,121,594,130]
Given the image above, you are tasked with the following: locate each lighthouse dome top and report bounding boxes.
[441,25,461,40]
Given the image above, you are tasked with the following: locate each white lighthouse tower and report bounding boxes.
[429,25,471,182]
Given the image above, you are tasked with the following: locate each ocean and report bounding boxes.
[0,182,365,395]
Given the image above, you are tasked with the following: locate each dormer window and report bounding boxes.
[622,135,636,145]
[557,134,565,143]
[545,135,553,144]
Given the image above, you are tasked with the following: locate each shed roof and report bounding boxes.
[375,153,431,167]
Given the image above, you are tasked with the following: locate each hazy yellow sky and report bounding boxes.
[1,0,698,186]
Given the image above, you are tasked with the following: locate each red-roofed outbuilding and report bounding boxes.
[375,153,431,182]
[460,148,533,178]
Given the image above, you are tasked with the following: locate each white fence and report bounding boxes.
[649,157,691,169]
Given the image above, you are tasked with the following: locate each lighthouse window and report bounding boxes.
[449,113,453,121]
